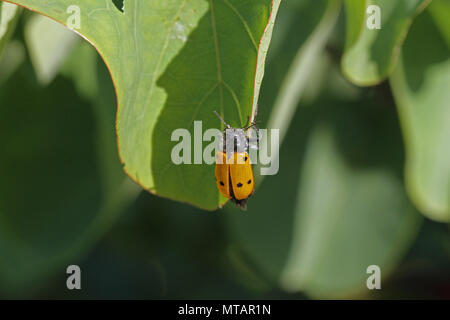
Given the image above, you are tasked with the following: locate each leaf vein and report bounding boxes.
[223,0,258,51]
[222,81,243,125]
[209,0,225,121]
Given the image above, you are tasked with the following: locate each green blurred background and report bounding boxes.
[0,0,449,299]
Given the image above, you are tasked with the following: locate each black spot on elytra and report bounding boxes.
[220,181,224,186]
[237,183,243,188]
[247,179,252,184]
[244,156,248,162]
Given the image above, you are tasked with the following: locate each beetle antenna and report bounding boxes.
[243,120,260,131]
[243,115,250,129]
[213,111,230,128]
[243,104,259,130]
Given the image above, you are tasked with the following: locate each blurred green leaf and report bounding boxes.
[0,41,139,295]
[342,0,430,86]
[227,94,421,298]
[256,0,340,185]
[427,0,450,48]
[279,125,420,297]
[0,2,20,58]
[226,1,422,294]
[0,40,25,84]
[24,14,78,85]
[343,0,366,48]
[7,0,281,210]
[390,6,450,222]
[60,39,98,100]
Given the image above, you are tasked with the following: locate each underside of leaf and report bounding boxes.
[6,0,281,210]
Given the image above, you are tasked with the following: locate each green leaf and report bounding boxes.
[6,0,281,210]
[342,0,430,86]
[427,0,450,48]
[24,14,78,85]
[279,125,420,297]
[0,2,21,58]
[0,41,139,295]
[343,0,366,48]
[225,0,341,287]
[390,6,450,222]
[256,0,341,185]
[0,40,25,85]
[227,95,421,298]
[226,5,421,293]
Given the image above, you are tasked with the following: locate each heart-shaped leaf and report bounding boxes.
[6,0,281,210]
[342,0,430,86]
[390,3,450,222]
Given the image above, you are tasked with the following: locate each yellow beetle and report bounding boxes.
[213,110,258,211]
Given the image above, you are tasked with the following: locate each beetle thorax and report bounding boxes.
[220,128,248,154]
